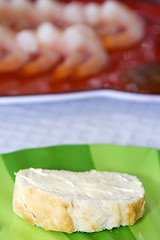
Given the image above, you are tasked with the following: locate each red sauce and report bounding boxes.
[0,0,160,96]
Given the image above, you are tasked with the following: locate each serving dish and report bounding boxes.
[0,0,160,104]
[1,90,160,104]
[0,144,159,240]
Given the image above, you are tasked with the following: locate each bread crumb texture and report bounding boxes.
[13,169,145,233]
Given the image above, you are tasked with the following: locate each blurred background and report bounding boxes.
[0,0,160,154]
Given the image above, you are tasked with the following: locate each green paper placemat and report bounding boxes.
[0,144,160,240]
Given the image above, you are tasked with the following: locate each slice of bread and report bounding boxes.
[13,168,145,233]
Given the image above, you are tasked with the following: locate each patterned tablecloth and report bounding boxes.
[0,96,160,154]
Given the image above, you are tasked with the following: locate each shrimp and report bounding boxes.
[35,0,145,49]
[53,24,108,79]
[0,26,28,72]
[0,0,145,50]
[15,23,108,77]
[15,24,61,75]
[100,1,145,49]
[61,0,145,49]
[0,0,144,76]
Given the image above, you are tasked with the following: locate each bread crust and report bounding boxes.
[13,171,145,233]
[13,181,75,233]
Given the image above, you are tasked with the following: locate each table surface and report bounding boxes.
[0,96,160,154]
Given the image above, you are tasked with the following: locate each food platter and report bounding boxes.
[0,0,160,103]
[0,144,160,239]
[1,89,160,104]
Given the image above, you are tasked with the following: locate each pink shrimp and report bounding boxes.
[0,0,145,49]
[0,24,56,73]
[15,23,108,77]
[63,0,145,49]
[54,24,108,79]
[0,26,28,72]
[15,24,61,75]
[100,1,145,49]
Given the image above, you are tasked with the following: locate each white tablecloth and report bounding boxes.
[0,97,160,154]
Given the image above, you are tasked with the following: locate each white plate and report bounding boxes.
[0,90,160,104]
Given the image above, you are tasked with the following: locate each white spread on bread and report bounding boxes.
[16,168,144,201]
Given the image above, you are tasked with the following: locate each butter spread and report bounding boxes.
[16,168,144,201]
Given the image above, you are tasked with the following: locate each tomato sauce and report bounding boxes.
[0,0,160,96]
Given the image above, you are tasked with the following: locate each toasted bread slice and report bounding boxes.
[13,168,145,233]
